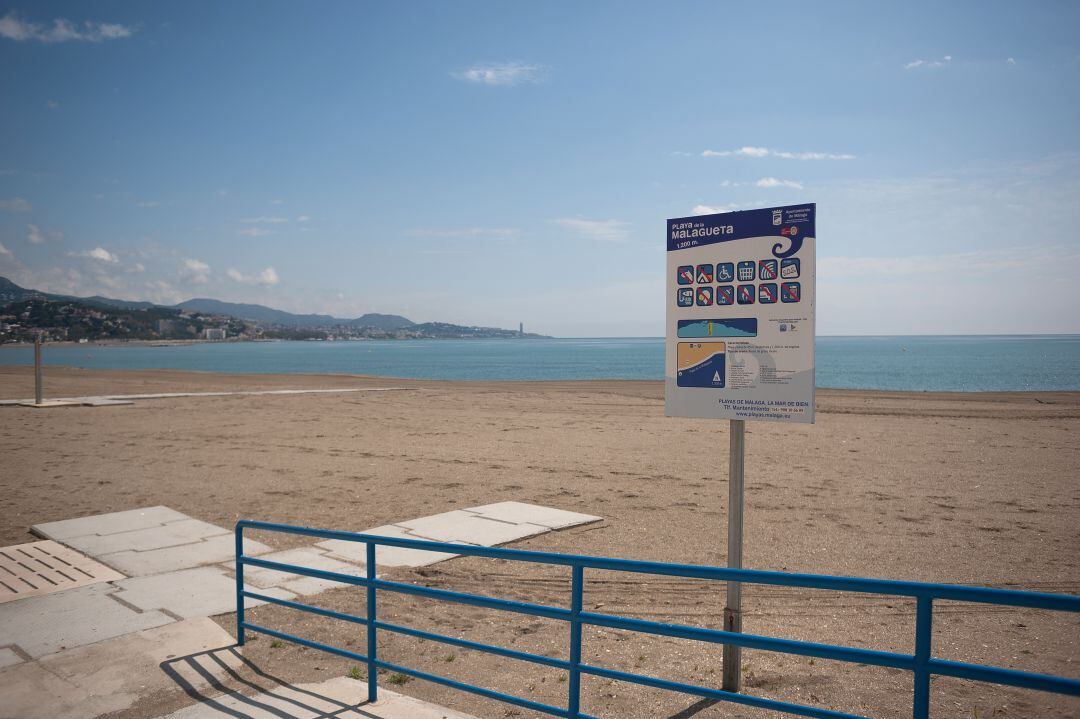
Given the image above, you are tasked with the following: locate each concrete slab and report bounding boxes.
[0,617,241,719]
[241,547,368,596]
[399,511,550,546]
[157,675,480,719]
[0,539,124,604]
[0,582,173,658]
[33,506,190,542]
[17,399,83,408]
[317,525,461,569]
[114,566,294,619]
[468,501,603,530]
[101,533,272,577]
[0,647,23,669]
[60,517,231,556]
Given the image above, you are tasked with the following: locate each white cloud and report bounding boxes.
[242,216,288,224]
[454,62,545,86]
[0,197,31,212]
[69,246,119,263]
[26,224,45,245]
[0,11,135,43]
[46,99,59,109]
[904,55,952,70]
[227,267,280,286]
[296,215,310,223]
[550,218,630,242]
[237,227,272,237]
[0,242,13,259]
[1006,57,1016,66]
[701,146,856,160]
[180,258,211,284]
[755,177,804,189]
[406,227,521,241]
[692,204,741,216]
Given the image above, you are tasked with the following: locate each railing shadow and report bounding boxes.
[160,645,377,718]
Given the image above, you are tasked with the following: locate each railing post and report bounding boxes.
[235,524,245,646]
[366,541,378,704]
[913,596,933,719]
[568,565,584,718]
[723,418,746,693]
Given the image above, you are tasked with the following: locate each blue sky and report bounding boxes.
[1,1,1078,336]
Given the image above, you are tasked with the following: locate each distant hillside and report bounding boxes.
[175,298,412,330]
[0,276,544,339]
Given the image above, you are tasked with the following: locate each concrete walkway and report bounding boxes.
[0,502,602,719]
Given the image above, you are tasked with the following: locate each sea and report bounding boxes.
[1,335,1078,392]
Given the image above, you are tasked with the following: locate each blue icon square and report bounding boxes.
[758,283,778,304]
[737,261,755,282]
[716,263,734,283]
[695,286,713,306]
[737,284,755,304]
[781,258,800,279]
[758,260,778,281]
[716,285,735,305]
[677,266,694,285]
[695,264,714,284]
[781,282,801,303]
[677,288,694,307]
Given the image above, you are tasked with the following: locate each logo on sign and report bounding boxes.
[781,282,801,303]
[695,264,714,284]
[716,262,734,282]
[759,283,777,304]
[696,287,713,306]
[677,266,695,285]
[772,209,782,226]
[677,288,694,307]
[716,285,735,305]
[737,285,755,304]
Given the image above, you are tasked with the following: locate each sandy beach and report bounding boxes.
[1,365,1077,718]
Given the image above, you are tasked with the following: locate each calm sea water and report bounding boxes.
[1,336,1078,392]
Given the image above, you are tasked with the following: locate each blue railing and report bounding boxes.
[234,520,1080,719]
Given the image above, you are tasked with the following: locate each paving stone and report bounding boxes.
[0,582,173,658]
[32,506,189,542]
[113,566,293,619]
[468,501,602,530]
[240,547,367,596]
[158,675,480,719]
[0,617,241,719]
[0,647,23,669]
[62,518,231,557]
[100,534,271,577]
[398,511,550,546]
[316,525,460,568]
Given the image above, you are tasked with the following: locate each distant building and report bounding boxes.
[203,328,227,340]
[519,322,524,336]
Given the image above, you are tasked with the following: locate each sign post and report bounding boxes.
[34,332,43,406]
[665,204,816,692]
[723,418,745,691]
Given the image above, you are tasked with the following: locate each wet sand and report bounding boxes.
[1,366,1077,718]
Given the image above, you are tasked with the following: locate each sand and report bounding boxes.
[1,365,1077,718]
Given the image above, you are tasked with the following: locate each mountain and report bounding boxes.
[175,298,413,329]
[0,276,413,330]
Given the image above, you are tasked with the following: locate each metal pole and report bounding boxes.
[235,525,246,645]
[34,333,43,405]
[722,419,745,692]
[366,542,378,704]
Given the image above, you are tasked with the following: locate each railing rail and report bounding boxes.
[235,519,1080,719]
